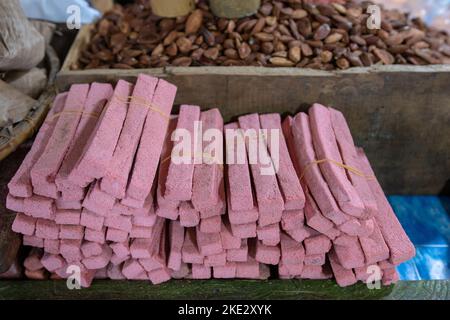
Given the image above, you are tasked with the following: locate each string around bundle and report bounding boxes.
[299,158,375,181]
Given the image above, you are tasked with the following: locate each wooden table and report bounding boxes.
[0,279,448,300]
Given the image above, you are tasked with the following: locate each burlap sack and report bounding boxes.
[0,0,45,71]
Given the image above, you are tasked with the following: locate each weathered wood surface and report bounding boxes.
[57,26,450,194]
[0,214,20,273]
[0,140,28,273]
[0,280,447,300]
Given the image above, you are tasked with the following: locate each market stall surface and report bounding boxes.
[0,143,448,299]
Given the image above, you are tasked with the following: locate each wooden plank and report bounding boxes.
[0,280,447,300]
[60,25,93,72]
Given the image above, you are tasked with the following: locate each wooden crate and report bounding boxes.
[57,25,450,195]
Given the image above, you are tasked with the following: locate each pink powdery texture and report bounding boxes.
[8,76,413,288]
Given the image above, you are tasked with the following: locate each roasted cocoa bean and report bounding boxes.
[76,0,450,70]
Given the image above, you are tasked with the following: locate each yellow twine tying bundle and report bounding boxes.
[299,158,375,181]
[44,93,170,123]
[113,94,170,121]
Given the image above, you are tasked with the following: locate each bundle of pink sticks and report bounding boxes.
[7,74,415,287]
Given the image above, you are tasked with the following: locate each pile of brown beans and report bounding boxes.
[73,0,450,70]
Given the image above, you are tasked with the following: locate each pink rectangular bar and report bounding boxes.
[156,205,179,221]
[110,253,129,266]
[44,239,60,255]
[290,113,349,225]
[82,181,116,217]
[382,268,399,285]
[23,195,55,220]
[12,213,36,236]
[35,218,59,240]
[139,257,164,272]
[55,209,81,225]
[156,116,180,210]
[80,208,104,231]
[181,228,203,264]
[238,114,284,226]
[230,222,256,239]
[281,209,304,231]
[41,253,65,272]
[213,262,237,279]
[130,225,153,238]
[100,75,158,198]
[104,215,132,233]
[359,222,390,264]
[81,241,103,258]
[226,184,258,225]
[106,228,129,243]
[23,235,44,248]
[357,148,416,265]
[31,85,90,198]
[60,239,82,262]
[164,105,201,201]
[199,215,221,234]
[257,223,280,245]
[56,83,113,199]
[122,259,146,280]
[8,93,68,198]
[167,220,185,271]
[6,194,25,212]
[196,228,222,256]
[148,268,171,284]
[69,80,132,186]
[285,224,318,243]
[84,227,106,244]
[55,198,82,210]
[259,113,305,210]
[304,254,326,266]
[24,248,44,272]
[179,201,200,227]
[280,232,305,265]
[126,79,177,201]
[82,245,112,270]
[226,239,248,262]
[304,188,334,233]
[299,265,333,280]
[59,225,84,240]
[131,208,156,227]
[279,261,303,277]
[198,170,225,219]
[333,237,365,269]
[220,222,241,250]
[130,239,153,259]
[224,122,254,212]
[253,240,280,265]
[329,108,377,218]
[191,108,224,211]
[328,249,358,287]
[235,257,259,278]
[309,104,364,216]
[191,264,211,279]
[204,252,227,267]
[304,235,332,255]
